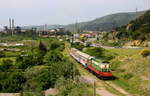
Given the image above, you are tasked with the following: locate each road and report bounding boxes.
[91,43,150,50]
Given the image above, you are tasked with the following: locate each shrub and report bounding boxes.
[123,73,133,80]
[141,49,150,57]
[85,47,105,58]
[0,59,13,71]
[55,77,92,96]
[0,51,5,58]
[103,51,115,62]
[71,42,84,50]
[110,60,122,71]
[0,72,25,92]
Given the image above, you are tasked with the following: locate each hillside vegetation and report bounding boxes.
[66,11,144,31]
[109,48,150,96]
[117,10,150,41]
[0,36,95,96]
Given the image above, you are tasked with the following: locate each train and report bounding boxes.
[70,48,113,79]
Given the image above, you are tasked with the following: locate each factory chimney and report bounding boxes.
[9,18,12,30]
[12,19,15,35]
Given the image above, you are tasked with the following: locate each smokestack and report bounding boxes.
[9,18,11,30]
[12,19,14,28]
[12,19,14,35]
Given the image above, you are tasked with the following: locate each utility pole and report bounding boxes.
[136,6,138,16]
[44,24,47,31]
[39,30,41,37]
[135,0,139,17]
[75,20,79,34]
[112,20,116,30]
[93,81,96,96]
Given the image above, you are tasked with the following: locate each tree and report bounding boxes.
[85,47,105,58]
[43,51,64,63]
[49,42,60,50]
[39,41,47,53]
[0,59,13,71]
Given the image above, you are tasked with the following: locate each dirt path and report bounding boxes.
[96,88,116,96]
[0,93,20,96]
[44,88,58,96]
[80,76,117,96]
[105,81,132,96]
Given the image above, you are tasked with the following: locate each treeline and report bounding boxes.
[116,10,150,41]
[0,39,79,93]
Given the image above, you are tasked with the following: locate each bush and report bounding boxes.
[0,59,13,71]
[71,42,84,50]
[84,47,115,62]
[49,41,65,51]
[122,73,134,80]
[0,72,26,92]
[85,47,105,58]
[55,77,92,96]
[110,60,122,71]
[24,66,53,91]
[0,51,5,58]
[141,49,150,57]
[103,51,115,62]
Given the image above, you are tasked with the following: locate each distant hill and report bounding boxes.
[22,11,145,32]
[65,11,145,31]
[117,10,150,41]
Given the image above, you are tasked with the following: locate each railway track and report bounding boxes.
[104,81,131,96]
[75,59,132,96]
[64,42,133,96]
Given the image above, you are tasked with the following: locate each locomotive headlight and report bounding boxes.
[106,64,109,68]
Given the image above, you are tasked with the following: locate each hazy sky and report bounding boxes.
[0,0,150,28]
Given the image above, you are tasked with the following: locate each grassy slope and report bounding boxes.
[109,48,150,96]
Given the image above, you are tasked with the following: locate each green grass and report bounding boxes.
[0,57,16,65]
[108,48,150,96]
[0,51,21,65]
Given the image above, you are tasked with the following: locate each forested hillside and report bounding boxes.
[117,10,150,41]
[65,11,145,31]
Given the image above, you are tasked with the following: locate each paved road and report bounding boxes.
[91,44,150,50]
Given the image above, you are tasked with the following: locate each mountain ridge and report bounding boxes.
[22,11,146,31]
[65,11,145,31]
